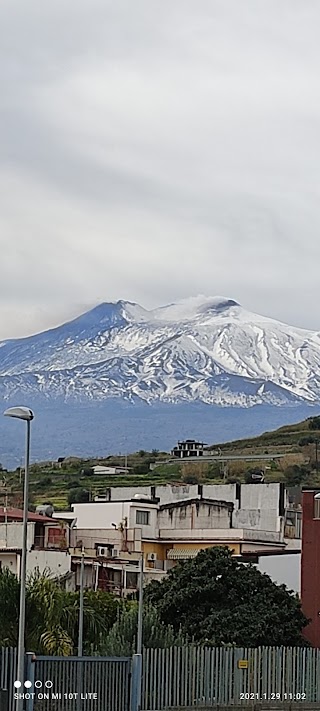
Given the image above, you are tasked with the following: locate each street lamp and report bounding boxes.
[3,406,34,707]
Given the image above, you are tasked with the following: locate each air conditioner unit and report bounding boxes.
[147,552,157,562]
[111,549,119,558]
[97,546,107,557]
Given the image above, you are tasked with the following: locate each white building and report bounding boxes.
[65,484,297,596]
[0,507,73,585]
[92,465,129,476]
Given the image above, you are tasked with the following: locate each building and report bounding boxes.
[64,483,294,596]
[171,440,207,458]
[92,465,129,475]
[301,489,320,646]
[0,507,73,584]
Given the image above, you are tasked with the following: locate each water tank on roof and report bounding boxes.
[133,494,152,501]
[36,504,54,517]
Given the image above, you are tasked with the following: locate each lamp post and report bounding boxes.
[137,552,144,656]
[3,406,34,709]
[78,548,85,656]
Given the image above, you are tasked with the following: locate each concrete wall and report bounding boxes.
[110,486,151,501]
[233,484,283,532]
[27,550,71,578]
[0,550,72,579]
[258,554,300,593]
[155,484,199,503]
[0,522,35,550]
[128,503,158,539]
[203,484,238,505]
[0,553,18,574]
[73,527,122,551]
[72,502,130,528]
[158,501,231,531]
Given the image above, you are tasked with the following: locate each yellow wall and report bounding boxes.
[142,541,166,561]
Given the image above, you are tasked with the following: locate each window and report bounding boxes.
[126,571,138,589]
[314,496,320,519]
[136,510,150,525]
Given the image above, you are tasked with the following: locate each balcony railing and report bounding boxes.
[33,535,68,551]
[284,509,302,539]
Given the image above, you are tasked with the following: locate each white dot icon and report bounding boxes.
[24,681,32,689]
[14,681,21,689]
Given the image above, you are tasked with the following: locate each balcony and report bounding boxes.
[34,533,68,551]
[284,509,302,539]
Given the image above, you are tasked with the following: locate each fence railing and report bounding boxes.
[32,655,131,711]
[0,647,16,711]
[2,645,320,710]
[141,646,320,709]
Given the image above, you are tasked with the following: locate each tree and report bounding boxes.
[67,487,90,507]
[102,603,185,656]
[0,568,119,655]
[144,547,308,647]
[283,465,306,486]
[0,568,20,646]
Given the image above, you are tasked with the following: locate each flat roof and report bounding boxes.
[159,498,234,512]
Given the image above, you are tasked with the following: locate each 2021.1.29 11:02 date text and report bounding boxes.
[240,693,306,701]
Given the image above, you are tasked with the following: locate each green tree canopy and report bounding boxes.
[0,568,119,655]
[67,487,90,507]
[144,547,308,647]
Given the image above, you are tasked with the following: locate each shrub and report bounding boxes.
[181,473,201,485]
[309,417,320,431]
[133,462,150,475]
[37,476,52,489]
[299,436,317,446]
[67,488,90,507]
[284,465,305,486]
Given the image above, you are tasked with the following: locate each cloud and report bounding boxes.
[0,0,320,338]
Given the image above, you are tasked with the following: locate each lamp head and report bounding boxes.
[4,406,34,422]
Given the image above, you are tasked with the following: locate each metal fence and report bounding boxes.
[3,646,320,711]
[0,647,16,711]
[142,646,320,709]
[31,656,131,711]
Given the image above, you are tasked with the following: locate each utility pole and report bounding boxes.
[132,550,144,711]
[137,552,144,655]
[78,549,85,656]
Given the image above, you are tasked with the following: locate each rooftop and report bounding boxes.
[0,507,56,523]
[159,497,234,512]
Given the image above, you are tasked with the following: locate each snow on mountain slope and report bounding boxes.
[0,295,319,406]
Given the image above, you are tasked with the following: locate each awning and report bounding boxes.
[167,548,201,560]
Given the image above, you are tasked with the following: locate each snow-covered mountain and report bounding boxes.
[0,295,320,407]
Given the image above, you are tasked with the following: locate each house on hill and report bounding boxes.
[171,439,207,458]
[92,465,130,475]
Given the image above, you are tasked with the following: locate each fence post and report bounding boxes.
[131,654,142,711]
[25,654,35,711]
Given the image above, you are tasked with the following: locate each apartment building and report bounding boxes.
[63,483,293,596]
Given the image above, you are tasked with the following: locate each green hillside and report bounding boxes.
[1,415,320,511]
[210,415,320,452]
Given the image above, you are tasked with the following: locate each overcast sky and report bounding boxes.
[1,1,320,339]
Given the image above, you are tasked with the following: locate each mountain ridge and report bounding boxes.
[0,295,319,407]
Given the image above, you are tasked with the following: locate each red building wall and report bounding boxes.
[301,490,320,646]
